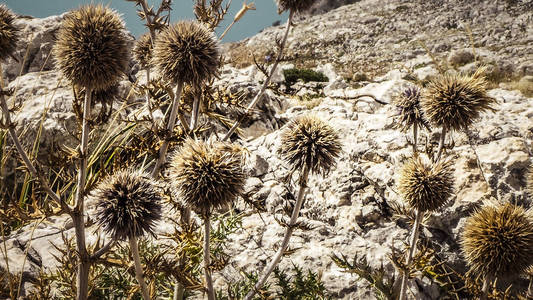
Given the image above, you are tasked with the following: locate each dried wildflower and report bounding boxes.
[93,169,162,241]
[398,156,454,212]
[278,115,342,175]
[422,68,496,132]
[461,201,533,278]
[0,4,19,61]
[394,86,430,132]
[133,32,152,69]
[169,139,246,216]
[152,21,220,86]
[275,0,316,13]
[53,5,129,90]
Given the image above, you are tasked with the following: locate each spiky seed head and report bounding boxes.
[0,4,19,61]
[422,68,496,132]
[133,32,152,70]
[461,201,533,279]
[169,139,247,216]
[93,169,162,241]
[152,21,220,86]
[274,0,316,13]
[398,156,454,212]
[53,5,129,91]
[394,86,430,132]
[278,115,342,175]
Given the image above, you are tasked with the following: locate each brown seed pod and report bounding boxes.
[133,32,152,70]
[274,0,316,13]
[152,21,220,86]
[0,4,19,61]
[394,86,430,132]
[53,5,130,91]
[278,115,342,175]
[398,156,454,212]
[92,169,162,241]
[169,139,246,216]
[422,68,496,132]
[461,201,533,279]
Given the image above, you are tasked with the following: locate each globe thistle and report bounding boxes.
[394,86,430,132]
[93,169,162,241]
[398,156,454,212]
[461,201,533,278]
[53,5,130,91]
[132,32,152,70]
[278,115,342,175]
[422,68,496,132]
[152,21,220,86]
[275,0,316,13]
[0,4,18,61]
[169,139,246,216]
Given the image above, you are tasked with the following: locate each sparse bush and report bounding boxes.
[283,68,329,86]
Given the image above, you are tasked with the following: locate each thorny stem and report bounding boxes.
[434,126,447,163]
[244,164,310,300]
[189,96,200,132]
[412,123,418,154]
[222,9,294,141]
[151,81,184,178]
[75,88,93,300]
[144,68,155,124]
[130,236,151,300]
[203,216,215,300]
[138,0,157,44]
[398,209,423,300]
[0,75,67,212]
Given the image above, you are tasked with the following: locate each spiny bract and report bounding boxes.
[398,156,454,212]
[0,4,19,61]
[394,86,430,132]
[169,139,246,216]
[152,21,220,86]
[93,169,162,241]
[53,5,129,91]
[422,68,496,132]
[133,32,152,70]
[278,115,342,175]
[275,0,316,13]
[461,201,533,278]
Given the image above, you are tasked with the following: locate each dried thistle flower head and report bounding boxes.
[279,115,342,175]
[133,32,152,70]
[152,21,220,86]
[398,156,454,212]
[422,68,496,132]
[394,86,430,132]
[93,169,162,241]
[169,139,246,216]
[461,201,533,279]
[53,5,130,90]
[275,0,316,13]
[0,4,19,61]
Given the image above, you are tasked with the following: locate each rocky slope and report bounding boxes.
[1,0,533,299]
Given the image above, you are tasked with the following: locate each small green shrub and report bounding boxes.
[284,68,329,85]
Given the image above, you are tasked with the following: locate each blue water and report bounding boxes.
[3,0,288,42]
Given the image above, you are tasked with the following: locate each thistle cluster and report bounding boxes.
[53,5,129,91]
[422,68,496,132]
[169,139,247,216]
[93,170,163,241]
[278,115,342,175]
[0,4,19,61]
[398,156,454,212]
[461,201,533,279]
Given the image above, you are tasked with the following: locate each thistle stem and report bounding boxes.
[189,96,200,132]
[527,274,533,299]
[75,88,93,300]
[219,20,236,41]
[222,9,294,141]
[151,81,184,178]
[434,126,447,163]
[203,216,215,300]
[130,236,151,300]
[244,164,310,300]
[412,123,418,154]
[398,209,423,300]
[480,274,493,300]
